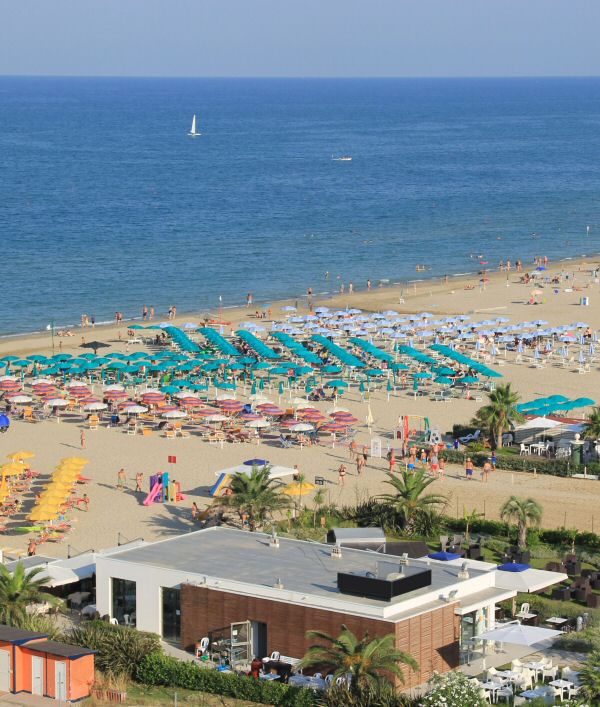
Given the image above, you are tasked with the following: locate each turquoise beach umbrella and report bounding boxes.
[251,381,257,395]
[278,381,284,395]
[259,379,265,391]
[325,380,348,389]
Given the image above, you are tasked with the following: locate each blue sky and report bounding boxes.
[2,0,600,77]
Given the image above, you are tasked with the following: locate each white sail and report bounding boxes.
[189,114,200,136]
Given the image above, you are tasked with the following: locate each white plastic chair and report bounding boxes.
[270,650,281,661]
[195,636,210,658]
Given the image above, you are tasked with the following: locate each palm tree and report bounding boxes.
[500,496,543,551]
[313,487,327,527]
[578,650,600,702]
[471,383,524,449]
[379,470,447,534]
[584,407,600,440]
[222,466,290,531]
[463,507,484,544]
[0,563,61,625]
[299,624,418,692]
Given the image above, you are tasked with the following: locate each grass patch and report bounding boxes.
[86,682,258,705]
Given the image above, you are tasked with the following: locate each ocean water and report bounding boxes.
[2,76,600,336]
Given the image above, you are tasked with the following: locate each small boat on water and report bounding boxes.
[332,155,352,161]
[188,115,201,137]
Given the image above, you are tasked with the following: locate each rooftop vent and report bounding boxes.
[331,545,343,560]
[274,577,284,590]
[458,562,470,580]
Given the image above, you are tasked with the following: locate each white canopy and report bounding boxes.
[477,621,563,646]
[494,567,568,593]
[215,464,296,480]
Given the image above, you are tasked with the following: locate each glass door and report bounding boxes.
[161,587,181,643]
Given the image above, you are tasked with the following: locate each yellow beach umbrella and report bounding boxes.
[282,481,317,496]
[1,463,26,477]
[7,451,35,462]
[60,457,89,465]
[29,509,59,522]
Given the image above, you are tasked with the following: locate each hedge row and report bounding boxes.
[441,515,600,550]
[437,448,600,477]
[135,652,317,707]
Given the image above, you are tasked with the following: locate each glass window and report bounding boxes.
[111,578,136,625]
[161,587,180,643]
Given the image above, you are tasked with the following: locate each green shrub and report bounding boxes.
[555,626,600,654]
[319,684,414,706]
[136,652,317,706]
[68,621,161,678]
[438,448,590,476]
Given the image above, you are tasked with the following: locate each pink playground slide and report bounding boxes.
[143,482,162,506]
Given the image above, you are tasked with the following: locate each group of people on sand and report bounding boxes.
[336,440,448,485]
[464,453,496,482]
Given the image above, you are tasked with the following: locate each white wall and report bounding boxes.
[96,557,192,635]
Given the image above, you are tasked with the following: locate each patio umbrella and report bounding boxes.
[427,552,461,561]
[162,410,187,419]
[477,622,563,646]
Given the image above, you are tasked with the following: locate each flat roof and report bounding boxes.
[103,528,492,620]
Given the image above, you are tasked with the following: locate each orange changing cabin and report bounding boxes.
[0,625,94,701]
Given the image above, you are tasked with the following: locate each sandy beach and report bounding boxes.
[2,254,600,559]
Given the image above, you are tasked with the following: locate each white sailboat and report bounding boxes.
[188,114,201,137]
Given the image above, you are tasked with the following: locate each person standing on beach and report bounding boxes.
[172,305,177,319]
[91,315,95,328]
[27,539,37,557]
[367,279,372,290]
[482,460,492,482]
[149,306,154,320]
[135,472,143,492]
[348,282,354,294]
[117,467,127,491]
[349,439,357,461]
[465,457,474,480]
[338,464,347,486]
[356,455,365,476]
[142,305,148,320]
[246,293,253,307]
[307,287,313,310]
[80,430,86,449]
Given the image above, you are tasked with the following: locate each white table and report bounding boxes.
[546,616,569,627]
[520,687,550,700]
[480,681,505,701]
[259,674,281,681]
[524,661,546,679]
[549,678,574,698]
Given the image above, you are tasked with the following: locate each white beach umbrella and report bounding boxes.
[215,392,237,401]
[10,395,33,404]
[123,404,148,414]
[45,398,68,407]
[326,406,350,414]
[162,410,187,419]
[84,402,108,411]
[246,419,270,428]
[291,423,314,432]
[205,414,228,422]
[104,384,125,392]
[30,377,53,385]
[0,375,18,382]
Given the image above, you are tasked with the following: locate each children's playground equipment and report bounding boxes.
[397,415,442,446]
[143,471,186,506]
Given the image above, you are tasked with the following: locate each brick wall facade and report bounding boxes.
[180,584,459,689]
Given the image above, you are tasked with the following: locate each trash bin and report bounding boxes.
[580,296,590,306]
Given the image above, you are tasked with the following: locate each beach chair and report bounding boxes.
[279,435,294,448]
[88,415,99,430]
[142,428,153,436]
[165,429,176,439]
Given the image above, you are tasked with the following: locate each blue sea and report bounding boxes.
[2,76,600,336]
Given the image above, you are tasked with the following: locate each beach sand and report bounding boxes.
[2,255,600,558]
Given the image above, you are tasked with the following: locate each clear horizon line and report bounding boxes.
[2,73,600,80]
